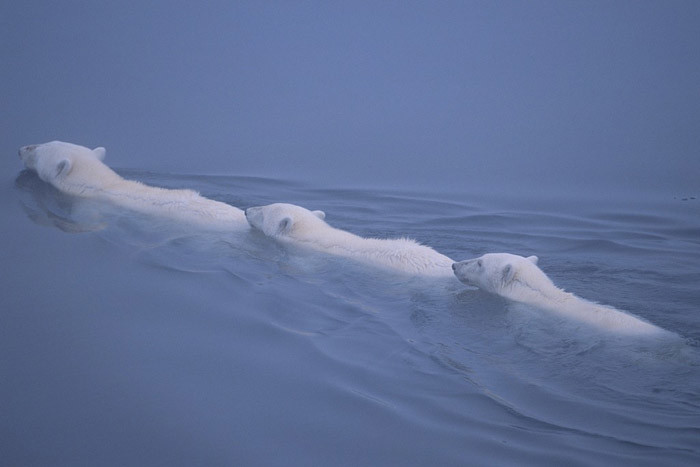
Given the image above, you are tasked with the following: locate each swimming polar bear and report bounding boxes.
[452,253,667,335]
[18,141,247,230]
[245,202,455,278]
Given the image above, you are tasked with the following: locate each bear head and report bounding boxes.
[452,253,541,294]
[245,203,326,240]
[19,141,106,184]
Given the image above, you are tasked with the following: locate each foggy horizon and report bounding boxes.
[2,1,699,194]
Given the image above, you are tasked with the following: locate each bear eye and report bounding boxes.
[477,260,483,267]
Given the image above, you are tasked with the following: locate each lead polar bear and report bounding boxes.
[452,253,668,335]
[245,203,456,278]
[18,141,247,230]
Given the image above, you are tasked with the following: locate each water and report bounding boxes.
[2,169,699,466]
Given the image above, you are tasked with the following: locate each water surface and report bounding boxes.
[2,170,699,466]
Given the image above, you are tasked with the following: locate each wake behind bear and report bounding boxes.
[18,141,247,231]
[452,253,669,336]
[245,203,456,278]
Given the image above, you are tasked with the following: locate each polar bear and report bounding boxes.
[245,202,455,277]
[18,141,247,230]
[452,253,667,335]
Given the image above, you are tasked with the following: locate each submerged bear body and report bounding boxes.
[453,253,667,335]
[19,141,247,230]
[246,203,455,278]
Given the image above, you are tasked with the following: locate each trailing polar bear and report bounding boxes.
[18,141,247,230]
[452,253,667,335]
[245,202,455,278]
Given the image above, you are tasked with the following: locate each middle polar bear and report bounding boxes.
[246,203,455,278]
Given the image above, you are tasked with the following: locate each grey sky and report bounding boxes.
[2,1,699,193]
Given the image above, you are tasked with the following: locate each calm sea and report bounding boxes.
[3,169,699,466]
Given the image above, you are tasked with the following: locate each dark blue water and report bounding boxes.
[2,169,699,466]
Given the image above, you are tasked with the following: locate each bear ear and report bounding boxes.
[277,217,293,235]
[312,210,325,220]
[93,147,106,161]
[502,264,516,284]
[526,255,538,265]
[55,158,72,177]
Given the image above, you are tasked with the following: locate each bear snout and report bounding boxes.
[452,263,457,271]
[244,206,262,224]
[19,144,37,155]
[18,145,38,168]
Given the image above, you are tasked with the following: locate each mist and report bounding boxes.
[2,1,698,194]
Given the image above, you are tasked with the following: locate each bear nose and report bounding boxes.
[451,263,457,271]
[19,145,36,159]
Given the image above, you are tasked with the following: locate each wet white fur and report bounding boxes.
[453,253,666,335]
[19,141,247,230]
[246,203,455,277]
